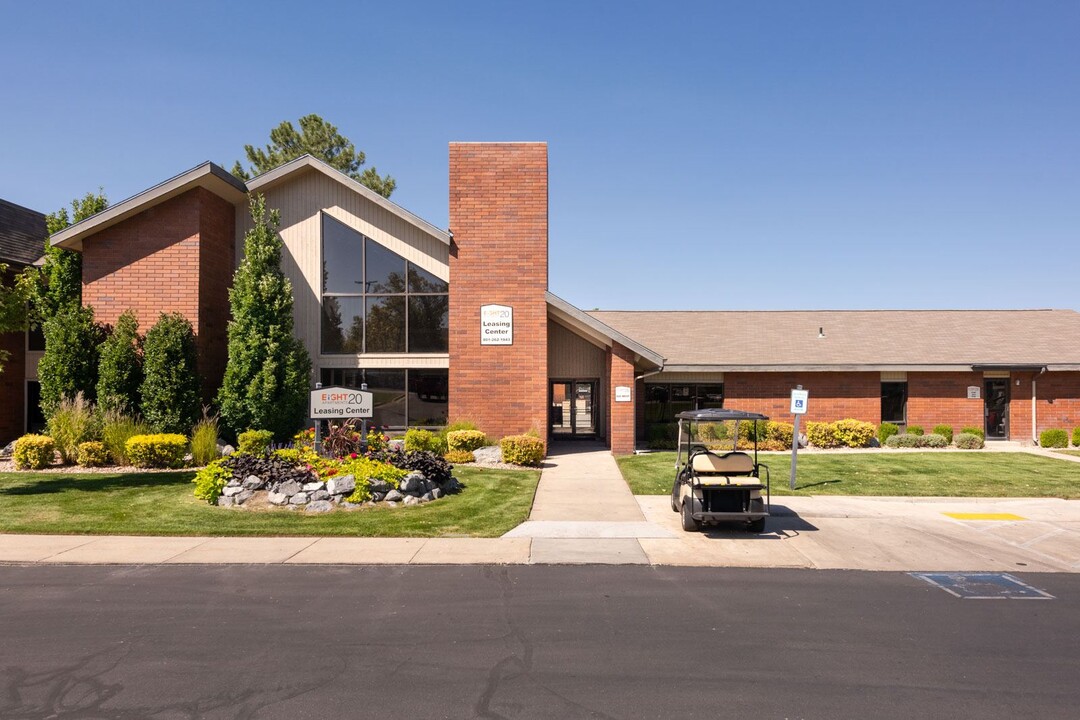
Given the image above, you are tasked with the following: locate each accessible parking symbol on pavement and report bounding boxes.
[911,572,1055,600]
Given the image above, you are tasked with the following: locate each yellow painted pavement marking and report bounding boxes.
[944,512,1026,521]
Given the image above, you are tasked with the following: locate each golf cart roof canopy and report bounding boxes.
[675,409,770,422]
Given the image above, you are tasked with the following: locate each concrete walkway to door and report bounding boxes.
[504,442,675,563]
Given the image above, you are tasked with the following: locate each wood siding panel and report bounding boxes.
[236,168,449,370]
[548,320,606,379]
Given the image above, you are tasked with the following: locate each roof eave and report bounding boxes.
[50,162,248,251]
[546,292,665,368]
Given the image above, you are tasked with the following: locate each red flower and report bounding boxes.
[349,453,358,459]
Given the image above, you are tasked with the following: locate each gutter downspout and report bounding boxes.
[635,367,664,382]
[1032,366,1047,445]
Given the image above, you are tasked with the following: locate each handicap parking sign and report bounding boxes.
[790,389,809,415]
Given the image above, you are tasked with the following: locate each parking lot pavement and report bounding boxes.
[637,495,1080,572]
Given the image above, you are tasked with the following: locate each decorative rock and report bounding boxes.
[371,491,385,503]
[341,502,361,510]
[217,496,235,507]
[384,489,404,503]
[403,495,421,506]
[223,485,243,497]
[432,487,443,500]
[268,492,289,505]
[473,446,502,464]
[302,481,323,493]
[420,492,433,503]
[0,441,15,459]
[278,480,301,496]
[400,472,426,494]
[242,475,265,491]
[384,501,399,508]
[289,492,309,505]
[305,500,333,513]
[221,444,236,456]
[326,474,355,496]
[235,490,254,505]
[441,478,462,493]
[311,489,330,501]
[369,479,393,494]
[226,478,242,488]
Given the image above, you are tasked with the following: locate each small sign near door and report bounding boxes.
[967,386,981,399]
[615,386,632,402]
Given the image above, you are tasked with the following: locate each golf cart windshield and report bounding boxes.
[674,408,770,470]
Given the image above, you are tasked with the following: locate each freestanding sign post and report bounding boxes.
[310,385,374,454]
[789,386,809,490]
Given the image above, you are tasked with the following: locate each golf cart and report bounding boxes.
[671,408,771,533]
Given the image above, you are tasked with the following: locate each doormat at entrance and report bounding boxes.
[910,572,1054,600]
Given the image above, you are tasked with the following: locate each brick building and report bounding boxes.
[10,143,1078,453]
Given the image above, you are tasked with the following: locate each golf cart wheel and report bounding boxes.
[681,501,701,532]
[747,517,766,533]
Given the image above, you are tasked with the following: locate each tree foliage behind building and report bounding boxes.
[217,194,312,441]
[231,114,396,198]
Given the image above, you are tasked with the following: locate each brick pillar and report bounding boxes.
[609,342,637,455]
[448,143,549,440]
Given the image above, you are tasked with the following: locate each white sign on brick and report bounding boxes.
[480,304,513,345]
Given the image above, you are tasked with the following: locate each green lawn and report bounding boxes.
[0,466,539,537]
[616,452,1080,498]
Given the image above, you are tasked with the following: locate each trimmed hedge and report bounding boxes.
[885,433,949,449]
[405,428,447,455]
[767,421,794,447]
[834,419,876,448]
[500,435,545,466]
[1039,428,1069,449]
[238,429,274,455]
[13,434,55,470]
[76,441,110,467]
[878,422,899,446]
[961,426,985,440]
[444,449,475,464]
[1073,427,1080,447]
[907,425,924,436]
[932,424,954,444]
[806,422,840,449]
[955,433,985,450]
[126,433,188,469]
[924,433,949,448]
[447,430,487,453]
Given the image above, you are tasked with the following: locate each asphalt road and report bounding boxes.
[0,565,1076,719]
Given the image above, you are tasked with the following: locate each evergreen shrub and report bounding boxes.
[126,433,188,469]
[932,424,954,444]
[13,434,55,470]
[405,428,447,455]
[961,426,985,440]
[955,433,985,450]
[76,441,110,467]
[38,305,104,418]
[444,449,475,464]
[238,429,274,455]
[833,419,876,448]
[1039,428,1068,449]
[447,430,486,453]
[806,421,840,448]
[96,310,142,414]
[878,422,900,445]
[140,313,200,434]
[500,435,545,466]
[907,425,925,436]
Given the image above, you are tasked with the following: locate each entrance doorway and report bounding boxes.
[984,379,1009,440]
[550,381,597,437]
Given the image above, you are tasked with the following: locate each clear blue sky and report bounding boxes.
[2,1,1077,311]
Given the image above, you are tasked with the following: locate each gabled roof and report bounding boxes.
[588,309,1080,372]
[51,162,248,251]
[0,198,46,266]
[546,292,664,368]
[246,155,452,245]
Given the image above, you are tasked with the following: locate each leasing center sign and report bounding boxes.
[310,386,373,418]
[480,304,513,345]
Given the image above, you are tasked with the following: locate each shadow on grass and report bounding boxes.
[792,479,843,491]
[0,471,195,496]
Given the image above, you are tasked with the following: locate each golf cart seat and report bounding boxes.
[691,451,762,486]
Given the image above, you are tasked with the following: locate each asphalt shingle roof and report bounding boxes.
[587,309,1080,370]
[0,198,46,266]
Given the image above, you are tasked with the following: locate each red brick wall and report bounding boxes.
[1011,371,1080,443]
[608,342,637,455]
[82,187,235,401]
[723,372,881,423]
[448,143,549,442]
[0,328,25,444]
[906,371,984,432]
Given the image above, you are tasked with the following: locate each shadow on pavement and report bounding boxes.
[699,504,818,539]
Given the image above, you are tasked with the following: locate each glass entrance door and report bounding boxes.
[550,381,596,437]
[984,379,1009,440]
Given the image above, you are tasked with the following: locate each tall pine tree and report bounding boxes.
[217,194,311,440]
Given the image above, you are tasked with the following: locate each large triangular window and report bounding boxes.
[321,214,448,354]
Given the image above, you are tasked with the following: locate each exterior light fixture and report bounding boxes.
[818,327,825,339]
